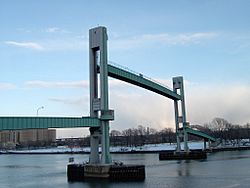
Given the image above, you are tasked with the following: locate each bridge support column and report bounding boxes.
[89,26,100,164]
[183,122,189,152]
[174,99,181,152]
[89,26,112,164]
[204,139,207,151]
[101,120,111,164]
[208,139,211,150]
[89,127,100,164]
[173,77,189,153]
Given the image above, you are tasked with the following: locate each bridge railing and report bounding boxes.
[185,127,216,142]
[108,61,173,91]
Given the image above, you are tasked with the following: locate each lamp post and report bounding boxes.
[36,106,44,116]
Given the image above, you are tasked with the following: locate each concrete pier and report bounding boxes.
[67,164,85,181]
[109,165,145,181]
[67,163,145,182]
[84,164,110,178]
[159,150,207,160]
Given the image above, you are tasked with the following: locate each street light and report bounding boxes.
[36,106,44,116]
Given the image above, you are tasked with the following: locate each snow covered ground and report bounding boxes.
[3,139,250,154]
[3,141,205,154]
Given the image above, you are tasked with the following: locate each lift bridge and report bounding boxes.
[0,26,216,164]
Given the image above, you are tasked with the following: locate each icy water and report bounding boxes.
[0,150,250,188]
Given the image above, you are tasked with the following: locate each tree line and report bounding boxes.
[110,125,176,147]
[204,117,250,146]
[48,117,250,148]
[108,118,250,147]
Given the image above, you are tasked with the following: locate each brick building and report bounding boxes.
[0,129,56,147]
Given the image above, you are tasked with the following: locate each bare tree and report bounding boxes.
[209,117,231,131]
[159,128,175,144]
[110,130,121,137]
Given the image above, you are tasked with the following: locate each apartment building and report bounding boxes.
[0,129,56,146]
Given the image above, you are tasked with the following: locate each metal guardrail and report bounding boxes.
[107,63,181,100]
[186,127,216,142]
[108,61,173,91]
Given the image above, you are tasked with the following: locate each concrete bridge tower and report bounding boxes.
[173,76,189,152]
[89,26,114,164]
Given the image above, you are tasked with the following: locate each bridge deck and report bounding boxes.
[107,64,181,100]
[0,116,100,130]
[185,127,216,142]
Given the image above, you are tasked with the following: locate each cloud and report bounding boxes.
[25,80,89,89]
[110,92,175,131]
[111,81,250,130]
[5,38,86,52]
[49,96,89,106]
[186,83,250,125]
[142,32,217,45]
[45,27,71,34]
[24,79,139,90]
[110,32,218,50]
[39,37,87,51]
[5,41,44,50]
[4,31,217,52]
[0,83,17,90]
[6,31,216,52]
[17,28,32,33]
[45,27,60,33]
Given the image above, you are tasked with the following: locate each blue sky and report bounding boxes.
[1,0,250,137]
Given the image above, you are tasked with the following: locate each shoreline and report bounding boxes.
[1,146,250,155]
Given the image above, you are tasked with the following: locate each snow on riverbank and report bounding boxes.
[3,141,205,154]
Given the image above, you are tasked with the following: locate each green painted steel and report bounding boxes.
[0,116,100,130]
[107,64,181,100]
[185,127,216,142]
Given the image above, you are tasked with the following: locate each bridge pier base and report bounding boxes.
[67,163,145,182]
[159,150,207,160]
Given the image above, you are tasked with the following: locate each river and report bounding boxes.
[0,150,250,188]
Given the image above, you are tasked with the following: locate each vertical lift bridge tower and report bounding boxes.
[89,27,113,164]
[68,26,215,180]
[69,27,145,180]
[88,26,190,164]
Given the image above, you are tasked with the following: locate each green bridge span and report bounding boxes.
[107,64,181,100]
[185,127,216,142]
[0,116,100,130]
